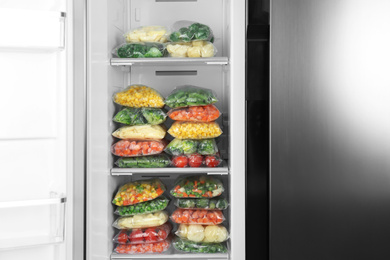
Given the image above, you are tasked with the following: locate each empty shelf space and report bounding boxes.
[110,57,229,66]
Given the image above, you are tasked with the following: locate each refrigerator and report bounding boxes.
[1,0,390,260]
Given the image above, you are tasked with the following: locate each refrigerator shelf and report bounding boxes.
[110,57,229,66]
[110,161,228,176]
[111,252,228,259]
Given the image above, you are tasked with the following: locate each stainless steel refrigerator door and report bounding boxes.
[270,0,390,259]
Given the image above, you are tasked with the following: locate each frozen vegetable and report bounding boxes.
[115,196,169,216]
[112,179,165,206]
[171,154,222,168]
[168,121,222,139]
[113,108,167,125]
[125,26,169,43]
[113,211,169,229]
[173,236,227,254]
[169,21,214,43]
[167,104,220,122]
[171,155,188,168]
[175,197,229,210]
[113,223,172,244]
[115,154,171,168]
[112,125,166,140]
[111,140,167,157]
[166,41,216,58]
[113,85,165,108]
[171,209,224,225]
[115,238,171,254]
[114,42,165,58]
[165,85,218,108]
[176,224,229,243]
[171,175,224,198]
[165,138,218,156]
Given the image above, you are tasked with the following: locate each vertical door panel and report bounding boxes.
[271,0,390,259]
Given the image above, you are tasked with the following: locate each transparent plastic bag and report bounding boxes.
[166,41,217,58]
[171,154,222,168]
[113,42,166,58]
[113,85,165,108]
[164,138,218,156]
[173,236,227,254]
[112,179,166,206]
[112,125,166,140]
[171,209,224,225]
[168,122,222,139]
[111,140,167,157]
[170,175,224,198]
[114,237,171,254]
[165,85,218,108]
[174,197,229,210]
[167,105,220,122]
[113,223,172,244]
[115,154,171,168]
[113,211,169,229]
[115,196,170,216]
[125,25,169,43]
[169,21,214,43]
[176,224,229,243]
[113,108,167,125]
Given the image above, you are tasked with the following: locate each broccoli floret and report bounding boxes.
[170,31,181,42]
[182,140,198,154]
[196,198,209,208]
[144,47,163,58]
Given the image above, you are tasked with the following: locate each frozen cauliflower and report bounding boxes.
[112,125,166,140]
[166,41,215,58]
[176,224,229,243]
[116,211,168,229]
[187,225,205,242]
[203,225,229,243]
[125,26,168,43]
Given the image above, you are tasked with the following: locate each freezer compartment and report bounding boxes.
[108,173,230,259]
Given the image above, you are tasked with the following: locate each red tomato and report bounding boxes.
[188,154,203,167]
[157,228,167,240]
[144,228,158,242]
[205,155,220,167]
[117,230,128,244]
[172,156,188,168]
[128,229,144,243]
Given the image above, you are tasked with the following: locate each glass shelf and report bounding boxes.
[110,57,229,66]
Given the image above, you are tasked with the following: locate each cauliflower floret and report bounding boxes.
[167,44,189,57]
[203,225,228,242]
[192,40,205,47]
[201,43,215,57]
[216,226,228,242]
[187,224,205,242]
[177,224,189,238]
[212,187,223,197]
[187,46,201,57]
[125,26,168,43]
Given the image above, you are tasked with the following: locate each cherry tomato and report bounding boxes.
[128,229,144,243]
[172,155,188,168]
[117,230,128,244]
[144,228,158,242]
[205,155,220,167]
[157,228,167,240]
[188,153,203,167]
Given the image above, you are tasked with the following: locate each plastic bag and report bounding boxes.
[113,85,165,108]
[166,41,216,58]
[165,139,218,156]
[115,154,171,168]
[169,21,214,43]
[125,25,169,43]
[171,154,222,168]
[171,209,224,225]
[113,223,172,244]
[168,121,222,139]
[114,108,167,125]
[176,224,229,243]
[111,140,167,157]
[115,196,170,216]
[113,211,169,229]
[165,85,218,108]
[170,175,224,198]
[112,179,165,206]
[173,236,227,254]
[174,197,229,210]
[114,42,166,58]
[112,125,166,140]
[114,237,171,254]
[167,105,220,122]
